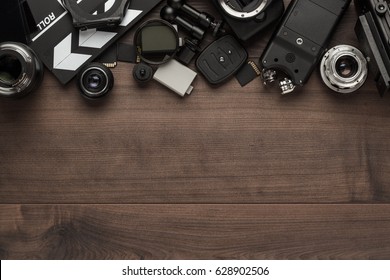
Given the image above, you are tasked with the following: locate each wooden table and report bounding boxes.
[1,0,390,259]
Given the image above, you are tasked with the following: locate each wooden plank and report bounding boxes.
[1,63,390,203]
[1,1,390,204]
[1,204,389,259]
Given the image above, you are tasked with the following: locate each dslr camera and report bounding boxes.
[211,0,284,42]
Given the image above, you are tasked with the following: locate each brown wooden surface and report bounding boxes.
[1,0,390,259]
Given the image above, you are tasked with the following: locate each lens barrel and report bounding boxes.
[77,62,114,100]
[0,42,44,98]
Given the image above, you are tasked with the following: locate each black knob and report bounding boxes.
[167,0,185,9]
[133,63,153,84]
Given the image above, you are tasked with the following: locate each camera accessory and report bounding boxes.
[133,63,154,85]
[235,61,262,87]
[167,0,225,37]
[355,0,390,96]
[161,6,205,40]
[260,0,351,94]
[0,42,44,98]
[212,0,285,42]
[153,59,197,97]
[62,0,131,30]
[320,45,368,95]
[26,0,162,85]
[134,19,180,65]
[77,62,114,100]
[196,35,248,85]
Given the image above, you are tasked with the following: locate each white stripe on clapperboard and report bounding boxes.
[32,0,142,71]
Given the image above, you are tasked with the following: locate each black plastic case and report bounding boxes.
[260,0,351,87]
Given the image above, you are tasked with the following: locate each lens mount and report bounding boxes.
[0,42,44,98]
[320,45,368,95]
[217,0,268,19]
[78,63,114,100]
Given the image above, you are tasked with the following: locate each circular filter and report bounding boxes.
[134,19,179,65]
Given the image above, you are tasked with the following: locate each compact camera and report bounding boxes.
[211,0,284,42]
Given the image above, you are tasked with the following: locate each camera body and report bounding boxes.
[211,0,284,42]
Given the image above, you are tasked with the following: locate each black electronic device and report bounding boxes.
[355,0,390,96]
[167,0,225,37]
[62,0,131,30]
[260,0,351,94]
[196,35,248,85]
[133,63,154,84]
[212,0,285,42]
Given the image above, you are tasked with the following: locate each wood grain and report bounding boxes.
[1,1,390,204]
[1,0,390,259]
[1,204,389,260]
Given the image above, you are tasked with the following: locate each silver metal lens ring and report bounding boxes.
[218,0,268,19]
[0,42,44,98]
[320,45,368,95]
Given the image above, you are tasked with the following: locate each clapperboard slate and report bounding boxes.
[27,0,162,84]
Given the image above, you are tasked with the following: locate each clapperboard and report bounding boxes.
[26,0,162,84]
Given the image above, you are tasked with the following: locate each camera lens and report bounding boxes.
[78,63,114,100]
[320,45,367,95]
[0,42,44,98]
[335,55,359,79]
